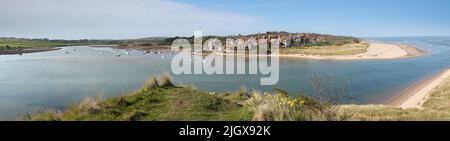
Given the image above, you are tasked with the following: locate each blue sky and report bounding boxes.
[177,0,450,37]
[1,0,449,39]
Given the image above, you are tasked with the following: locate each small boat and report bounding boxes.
[117,54,121,57]
[125,52,129,55]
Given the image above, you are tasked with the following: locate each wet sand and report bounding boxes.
[387,69,450,109]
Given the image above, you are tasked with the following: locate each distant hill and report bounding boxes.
[1,32,361,48]
[0,37,122,49]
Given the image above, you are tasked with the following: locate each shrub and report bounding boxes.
[144,76,159,89]
[249,92,300,121]
[248,73,355,121]
[138,43,154,46]
[248,91,352,121]
[234,86,250,100]
[158,73,174,87]
[77,95,103,115]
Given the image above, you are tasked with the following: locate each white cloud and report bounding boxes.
[0,0,264,39]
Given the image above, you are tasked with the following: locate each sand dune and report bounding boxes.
[394,69,450,109]
[207,43,426,61]
[279,43,425,60]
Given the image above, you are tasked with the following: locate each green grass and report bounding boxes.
[25,74,344,121]
[281,42,369,56]
[0,38,122,50]
[26,85,340,121]
[26,73,450,121]
[26,86,255,121]
[0,38,69,49]
[25,74,339,121]
[25,75,254,121]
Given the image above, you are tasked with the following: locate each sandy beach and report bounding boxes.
[201,43,426,61]
[278,43,426,60]
[387,69,450,109]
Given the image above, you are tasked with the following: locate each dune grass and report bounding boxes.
[248,92,353,121]
[280,42,369,56]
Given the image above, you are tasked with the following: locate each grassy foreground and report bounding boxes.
[27,73,450,121]
[26,74,252,121]
[26,74,349,121]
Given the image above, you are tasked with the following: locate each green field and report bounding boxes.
[0,38,125,50]
[0,38,71,49]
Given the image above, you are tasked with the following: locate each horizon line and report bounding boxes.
[1,34,450,40]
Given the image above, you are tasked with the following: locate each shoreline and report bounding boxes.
[278,43,427,60]
[386,68,450,109]
[189,43,427,61]
[0,47,61,55]
[2,42,425,60]
[90,45,173,54]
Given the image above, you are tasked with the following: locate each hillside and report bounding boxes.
[26,74,347,121]
[26,72,450,121]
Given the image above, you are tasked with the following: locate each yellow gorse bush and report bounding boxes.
[248,91,306,109]
[248,91,311,121]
